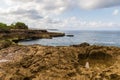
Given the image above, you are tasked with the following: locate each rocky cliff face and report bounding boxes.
[0,29,65,40]
[0,29,65,49]
[0,43,119,80]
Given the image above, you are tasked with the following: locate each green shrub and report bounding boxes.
[11,22,28,29]
[0,22,28,30]
[0,23,10,30]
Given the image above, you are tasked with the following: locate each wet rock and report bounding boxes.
[71,42,90,47]
[66,35,74,37]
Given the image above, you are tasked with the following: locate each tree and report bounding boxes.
[11,22,28,29]
[0,23,9,30]
[0,22,29,30]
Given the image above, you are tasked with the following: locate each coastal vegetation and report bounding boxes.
[0,23,8,30]
[0,22,28,30]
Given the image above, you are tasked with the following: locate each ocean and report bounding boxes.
[19,30,120,47]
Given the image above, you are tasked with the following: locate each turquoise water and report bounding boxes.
[19,30,120,47]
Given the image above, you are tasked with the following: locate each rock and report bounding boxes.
[89,50,112,60]
[0,40,13,49]
[0,44,119,80]
[71,42,90,47]
[110,74,120,80]
[66,35,74,37]
[0,29,65,43]
[85,62,90,69]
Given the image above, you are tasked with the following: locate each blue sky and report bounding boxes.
[0,0,120,30]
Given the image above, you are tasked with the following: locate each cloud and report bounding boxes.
[4,0,71,15]
[0,0,120,30]
[113,9,119,15]
[2,0,120,18]
[0,0,75,22]
[79,0,120,9]
[30,17,120,30]
[61,17,120,30]
[2,0,120,16]
[8,0,120,10]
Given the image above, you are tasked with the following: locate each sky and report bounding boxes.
[0,0,120,30]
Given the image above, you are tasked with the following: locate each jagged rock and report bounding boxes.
[71,42,90,47]
[0,44,119,80]
[0,29,65,41]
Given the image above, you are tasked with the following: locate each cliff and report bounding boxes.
[0,29,65,49]
[0,29,65,40]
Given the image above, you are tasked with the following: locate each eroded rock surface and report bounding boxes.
[0,29,65,49]
[0,44,120,80]
[0,29,65,40]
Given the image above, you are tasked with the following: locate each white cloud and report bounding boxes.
[28,17,120,30]
[113,9,119,15]
[79,0,120,9]
[3,0,71,16]
[0,0,120,30]
[1,0,120,17]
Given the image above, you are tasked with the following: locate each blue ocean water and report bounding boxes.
[19,30,120,47]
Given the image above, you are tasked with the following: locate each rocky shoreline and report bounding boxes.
[0,29,120,80]
[0,42,120,80]
[0,29,65,49]
[0,29,65,40]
